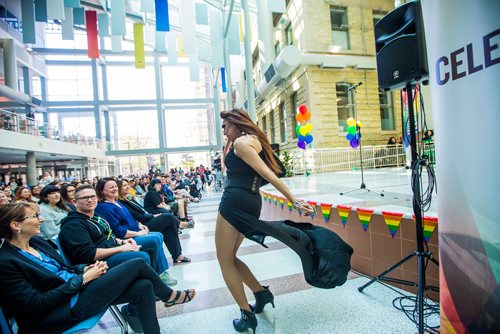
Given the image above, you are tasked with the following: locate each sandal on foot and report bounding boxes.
[174,256,191,264]
[164,289,196,307]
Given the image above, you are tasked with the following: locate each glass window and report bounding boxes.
[47,65,93,101]
[262,114,267,135]
[379,89,395,130]
[373,12,387,28]
[290,92,298,139]
[269,110,275,143]
[162,66,211,99]
[330,6,350,50]
[106,64,156,100]
[115,109,160,149]
[279,103,287,143]
[164,108,214,148]
[285,23,293,45]
[336,82,354,131]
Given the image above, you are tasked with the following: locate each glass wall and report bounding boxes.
[47,65,93,101]
[114,110,160,149]
[164,108,213,148]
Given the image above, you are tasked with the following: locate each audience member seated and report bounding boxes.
[39,171,55,187]
[38,185,70,240]
[13,186,37,203]
[0,190,9,204]
[60,183,77,211]
[387,136,397,146]
[132,177,146,196]
[162,175,194,224]
[31,185,41,202]
[94,178,177,286]
[117,180,191,264]
[0,202,196,334]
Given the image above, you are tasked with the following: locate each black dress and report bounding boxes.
[219,148,354,289]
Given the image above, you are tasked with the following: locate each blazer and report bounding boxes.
[0,237,86,333]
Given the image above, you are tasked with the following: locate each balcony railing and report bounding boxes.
[0,109,109,150]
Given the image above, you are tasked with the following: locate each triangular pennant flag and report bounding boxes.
[296,199,304,216]
[337,205,352,227]
[382,211,404,238]
[268,193,272,204]
[262,192,267,202]
[273,195,278,206]
[414,215,438,242]
[279,197,285,210]
[307,201,317,219]
[287,200,293,213]
[356,208,374,232]
[320,203,333,222]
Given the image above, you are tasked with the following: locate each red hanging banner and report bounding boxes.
[85,10,99,58]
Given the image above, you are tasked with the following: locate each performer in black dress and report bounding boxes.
[216,109,318,333]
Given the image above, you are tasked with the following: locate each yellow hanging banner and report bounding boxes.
[133,23,145,69]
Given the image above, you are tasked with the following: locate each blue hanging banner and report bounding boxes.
[155,0,170,32]
[21,0,36,43]
[221,68,227,93]
[34,0,48,22]
[73,7,85,25]
[64,0,81,8]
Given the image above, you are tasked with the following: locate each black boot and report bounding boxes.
[232,308,257,333]
[252,286,275,314]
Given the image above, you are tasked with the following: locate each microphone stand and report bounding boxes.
[340,83,384,197]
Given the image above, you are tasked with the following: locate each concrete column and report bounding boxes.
[91,59,102,139]
[2,39,18,89]
[26,151,37,186]
[154,54,166,149]
[256,0,275,70]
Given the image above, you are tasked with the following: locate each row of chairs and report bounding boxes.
[0,240,130,334]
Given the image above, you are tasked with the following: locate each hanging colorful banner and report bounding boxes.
[85,11,99,58]
[47,0,65,20]
[356,208,374,232]
[287,200,293,213]
[320,203,333,222]
[133,23,146,68]
[21,0,36,43]
[422,216,438,243]
[307,201,317,219]
[382,211,404,238]
[273,195,278,206]
[337,205,352,227]
[279,197,285,210]
[221,67,227,93]
[155,0,170,32]
[35,0,48,22]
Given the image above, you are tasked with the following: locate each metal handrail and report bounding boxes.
[0,109,110,150]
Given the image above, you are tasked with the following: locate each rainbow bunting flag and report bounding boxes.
[307,201,317,219]
[337,205,352,227]
[268,193,272,204]
[287,200,293,213]
[382,211,404,238]
[279,197,285,210]
[320,203,333,222]
[273,195,278,206]
[420,215,438,242]
[356,208,374,232]
[262,192,267,202]
[296,199,304,216]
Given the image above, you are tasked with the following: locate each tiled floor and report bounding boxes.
[89,181,439,333]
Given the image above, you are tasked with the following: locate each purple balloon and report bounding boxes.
[305,134,313,144]
[297,141,306,149]
[350,138,360,148]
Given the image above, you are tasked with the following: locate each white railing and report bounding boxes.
[285,143,435,175]
[0,109,110,150]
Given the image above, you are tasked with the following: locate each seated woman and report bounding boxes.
[144,178,194,228]
[13,186,37,203]
[117,179,191,264]
[31,185,41,202]
[0,202,196,334]
[38,185,70,240]
[94,178,177,285]
[60,183,77,211]
[163,175,194,224]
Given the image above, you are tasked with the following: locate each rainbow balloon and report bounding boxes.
[337,205,352,227]
[382,211,404,238]
[356,208,374,232]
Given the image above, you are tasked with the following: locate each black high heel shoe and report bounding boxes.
[252,286,275,314]
[232,308,257,333]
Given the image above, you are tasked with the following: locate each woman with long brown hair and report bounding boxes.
[216,109,317,332]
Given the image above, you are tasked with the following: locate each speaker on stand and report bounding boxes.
[358,2,438,334]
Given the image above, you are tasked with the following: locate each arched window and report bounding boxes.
[336,82,354,131]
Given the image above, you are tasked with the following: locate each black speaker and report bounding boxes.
[375,1,428,90]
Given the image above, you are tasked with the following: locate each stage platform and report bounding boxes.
[262,166,438,218]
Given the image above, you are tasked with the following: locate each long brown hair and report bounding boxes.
[221,109,281,174]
